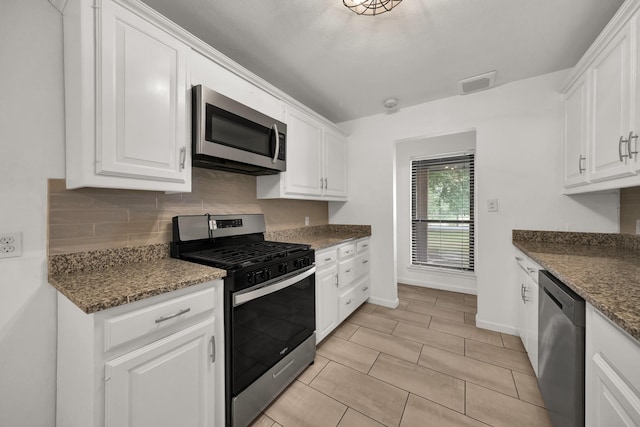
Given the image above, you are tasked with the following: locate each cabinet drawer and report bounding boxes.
[316,247,338,269]
[338,258,356,288]
[338,243,356,259]
[356,278,370,306]
[354,252,370,279]
[339,288,358,321]
[104,287,215,351]
[356,239,370,253]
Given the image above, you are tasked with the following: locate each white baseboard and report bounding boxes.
[397,277,477,295]
[367,296,399,309]
[475,316,519,335]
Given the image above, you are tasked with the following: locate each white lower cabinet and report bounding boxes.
[316,263,339,343]
[105,319,215,427]
[514,250,540,376]
[586,304,640,427]
[57,281,224,427]
[315,238,370,343]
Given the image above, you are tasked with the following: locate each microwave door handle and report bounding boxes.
[271,123,280,164]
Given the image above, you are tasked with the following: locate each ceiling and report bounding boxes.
[140,0,625,123]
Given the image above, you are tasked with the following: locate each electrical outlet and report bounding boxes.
[487,199,499,212]
[0,232,22,259]
[636,219,640,235]
[304,216,310,226]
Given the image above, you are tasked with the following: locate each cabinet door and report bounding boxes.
[316,265,339,343]
[105,319,215,427]
[323,129,348,198]
[516,266,529,352]
[564,77,589,187]
[525,278,539,376]
[587,353,640,427]
[283,106,323,196]
[98,0,188,183]
[589,23,635,182]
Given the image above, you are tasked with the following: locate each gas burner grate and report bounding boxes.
[185,241,309,269]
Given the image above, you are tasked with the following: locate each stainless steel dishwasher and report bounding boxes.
[538,270,585,427]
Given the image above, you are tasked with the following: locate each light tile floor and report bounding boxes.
[249,283,552,427]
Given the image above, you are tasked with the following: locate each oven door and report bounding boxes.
[230,266,315,397]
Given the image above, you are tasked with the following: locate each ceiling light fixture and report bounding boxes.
[343,0,403,16]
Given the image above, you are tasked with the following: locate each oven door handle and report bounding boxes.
[233,266,316,307]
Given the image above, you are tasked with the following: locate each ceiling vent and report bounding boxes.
[457,71,497,95]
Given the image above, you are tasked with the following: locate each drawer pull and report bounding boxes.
[155,308,191,324]
[363,287,369,291]
[362,260,369,264]
[325,257,332,262]
[346,299,352,305]
[346,269,352,273]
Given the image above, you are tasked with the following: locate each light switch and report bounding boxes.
[636,219,640,235]
[487,199,499,212]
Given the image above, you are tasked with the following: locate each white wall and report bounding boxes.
[0,1,65,425]
[330,70,619,333]
[395,130,477,294]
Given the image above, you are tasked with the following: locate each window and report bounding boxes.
[411,153,475,272]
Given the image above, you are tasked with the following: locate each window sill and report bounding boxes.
[407,265,476,278]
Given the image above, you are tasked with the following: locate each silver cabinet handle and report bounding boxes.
[179,146,186,171]
[526,267,536,273]
[515,257,523,261]
[320,177,324,189]
[628,131,638,159]
[346,299,352,305]
[362,260,369,264]
[619,135,629,161]
[210,336,216,363]
[324,177,328,189]
[271,124,280,164]
[578,155,585,174]
[363,286,369,291]
[155,307,190,323]
[324,257,332,262]
[346,269,352,273]
[335,274,339,287]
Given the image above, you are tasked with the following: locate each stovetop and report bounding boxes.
[181,240,311,270]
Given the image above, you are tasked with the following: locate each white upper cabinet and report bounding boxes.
[257,103,348,201]
[563,76,589,187]
[283,105,324,197]
[323,128,348,198]
[562,4,640,194]
[63,0,191,191]
[589,22,635,182]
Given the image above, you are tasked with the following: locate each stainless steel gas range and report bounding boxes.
[170,214,316,427]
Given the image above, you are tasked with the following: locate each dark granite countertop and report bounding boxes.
[513,231,640,342]
[266,224,371,250]
[48,244,225,314]
[48,224,371,314]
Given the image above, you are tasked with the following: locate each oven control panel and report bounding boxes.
[243,255,313,288]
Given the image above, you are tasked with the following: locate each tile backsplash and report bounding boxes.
[620,186,640,235]
[48,168,329,254]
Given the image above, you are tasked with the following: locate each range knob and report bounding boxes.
[247,272,256,284]
[279,263,288,274]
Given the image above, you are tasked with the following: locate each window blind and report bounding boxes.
[411,154,475,271]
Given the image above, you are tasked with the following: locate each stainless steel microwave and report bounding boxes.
[192,85,286,175]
